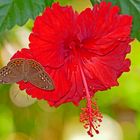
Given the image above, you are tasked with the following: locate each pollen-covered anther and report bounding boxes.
[80,101,103,137]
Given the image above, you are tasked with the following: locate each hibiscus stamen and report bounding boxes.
[79,63,103,137]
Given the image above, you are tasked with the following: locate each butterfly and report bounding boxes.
[0,58,55,90]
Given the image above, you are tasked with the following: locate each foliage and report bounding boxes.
[0,0,54,32]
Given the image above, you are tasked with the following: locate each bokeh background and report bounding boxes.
[0,0,140,140]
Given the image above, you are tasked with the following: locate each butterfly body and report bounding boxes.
[0,58,54,90]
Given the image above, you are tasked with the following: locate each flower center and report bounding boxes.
[64,40,77,59]
[68,39,84,59]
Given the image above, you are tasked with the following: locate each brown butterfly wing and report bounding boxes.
[0,59,25,84]
[26,60,55,90]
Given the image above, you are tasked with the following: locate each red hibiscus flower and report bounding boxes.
[12,2,132,137]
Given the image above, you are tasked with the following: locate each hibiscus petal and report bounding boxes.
[53,65,84,106]
[77,1,132,56]
[83,39,131,89]
[11,48,33,59]
[29,3,77,68]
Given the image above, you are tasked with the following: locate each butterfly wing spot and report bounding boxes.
[45,86,48,89]
[42,86,49,90]
[14,60,23,64]
[38,75,47,82]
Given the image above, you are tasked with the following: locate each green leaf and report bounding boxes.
[0,0,54,32]
[45,0,54,6]
[90,0,101,5]
[90,0,94,5]
[105,0,140,41]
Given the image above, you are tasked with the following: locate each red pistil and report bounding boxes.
[79,62,103,137]
[69,41,103,137]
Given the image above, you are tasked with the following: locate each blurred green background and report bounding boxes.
[0,0,140,140]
